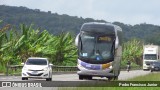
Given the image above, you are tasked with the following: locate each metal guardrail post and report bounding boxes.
[6,65,9,76]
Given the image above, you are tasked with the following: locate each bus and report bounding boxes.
[75,22,122,80]
[143,45,160,70]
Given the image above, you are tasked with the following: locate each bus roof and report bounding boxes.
[80,22,120,35]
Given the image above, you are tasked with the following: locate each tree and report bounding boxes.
[122,38,143,65]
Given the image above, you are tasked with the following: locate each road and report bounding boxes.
[0,70,150,90]
[0,70,150,81]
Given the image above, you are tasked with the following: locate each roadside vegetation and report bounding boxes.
[127,72,160,81]
[59,87,159,90]
[0,22,143,73]
[121,38,143,68]
[0,22,77,73]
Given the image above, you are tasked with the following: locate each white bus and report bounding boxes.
[143,45,160,70]
[75,22,122,80]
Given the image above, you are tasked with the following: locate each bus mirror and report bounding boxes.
[75,33,80,47]
[115,37,119,49]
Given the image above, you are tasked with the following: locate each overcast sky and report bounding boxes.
[1,0,160,25]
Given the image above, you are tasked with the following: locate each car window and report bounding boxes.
[26,59,47,65]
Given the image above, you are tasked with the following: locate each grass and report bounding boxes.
[127,72,160,81]
[59,72,160,90]
[58,87,160,90]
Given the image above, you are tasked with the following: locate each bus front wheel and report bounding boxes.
[87,76,92,80]
[79,75,92,80]
[108,76,118,81]
[79,75,84,80]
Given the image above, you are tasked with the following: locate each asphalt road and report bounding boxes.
[0,70,151,90]
[0,70,150,81]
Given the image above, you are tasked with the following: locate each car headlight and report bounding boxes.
[22,66,28,70]
[151,66,154,68]
[42,67,48,71]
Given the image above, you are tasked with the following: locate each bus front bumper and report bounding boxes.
[77,64,115,77]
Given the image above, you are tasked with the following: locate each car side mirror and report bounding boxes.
[49,63,53,66]
[21,63,24,66]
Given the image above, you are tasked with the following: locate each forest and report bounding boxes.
[0,5,160,43]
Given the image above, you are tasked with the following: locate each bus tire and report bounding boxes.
[107,77,113,81]
[87,76,92,80]
[114,76,118,80]
[79,75,83,80]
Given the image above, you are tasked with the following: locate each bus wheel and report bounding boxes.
[107,77,113,81]
[79,75,84,80]
[114,76,118,80]
[87,76,92,80]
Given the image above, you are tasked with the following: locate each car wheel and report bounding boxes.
[49,78,52,81]
[46,78,52,81]
[22,77,28,80]
[46,78,49,81]
[22,77,25,80]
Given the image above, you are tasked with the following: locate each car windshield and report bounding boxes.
[78,32,114,62]
[153,61,160,65]
[26,59,47,65]
[144,54,157,60]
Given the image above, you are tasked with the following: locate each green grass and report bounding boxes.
[127,72,160,81]
[59,73,160,90]
[58,87,160,90]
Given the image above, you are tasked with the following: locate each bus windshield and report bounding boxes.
[78,32,115,64]
[144,54,157,60]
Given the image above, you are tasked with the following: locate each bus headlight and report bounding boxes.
[102,63,111,69]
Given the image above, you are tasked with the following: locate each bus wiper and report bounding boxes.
[111,39,115,57]
[79,36,83,51]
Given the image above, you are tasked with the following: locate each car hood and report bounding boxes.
[23,65,48,70]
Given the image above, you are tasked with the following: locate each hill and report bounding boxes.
[0,5,160,44]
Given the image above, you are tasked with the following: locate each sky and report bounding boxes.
[0,0,160,25]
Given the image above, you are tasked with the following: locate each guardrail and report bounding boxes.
[6,65,78,76]
[5,65,142,76]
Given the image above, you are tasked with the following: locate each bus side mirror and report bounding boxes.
[75,33,80,47]
[115,37,119,49]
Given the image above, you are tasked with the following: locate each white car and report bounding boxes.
[22,57,53,81]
